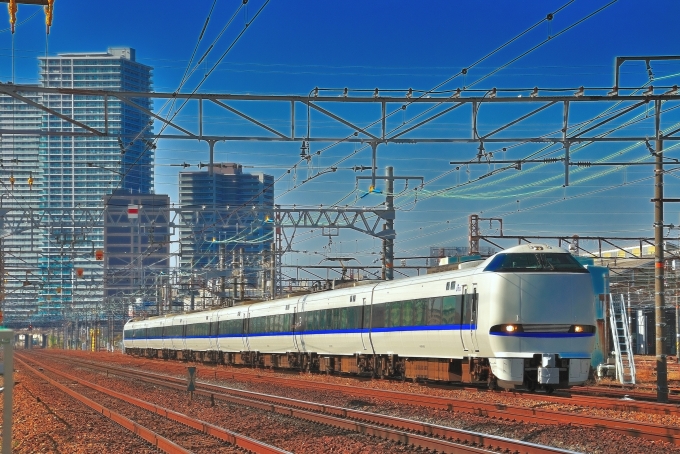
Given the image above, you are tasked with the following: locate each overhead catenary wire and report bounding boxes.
[278,1,620,206]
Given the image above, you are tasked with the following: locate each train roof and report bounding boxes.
[125,243,574,326]
[496,244,570,254]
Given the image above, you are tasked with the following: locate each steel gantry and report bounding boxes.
[0,204,398,323]
[0,82,679,187]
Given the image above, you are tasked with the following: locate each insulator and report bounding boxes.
[576,161,591,167]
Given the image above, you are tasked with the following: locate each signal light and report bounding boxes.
[95,250,104,261]
[76,268,84,277]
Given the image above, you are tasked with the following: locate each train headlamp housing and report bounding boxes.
[490,324,524,334]
[568,325,595,334]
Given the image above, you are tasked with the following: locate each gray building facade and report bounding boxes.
[179,163,274,289]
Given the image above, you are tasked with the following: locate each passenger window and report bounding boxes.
[318,309,327,331]
[446,282,450,290]
[442,296,458,324]
[340,307,349,329]
[428,297,443,325]
[347,307,356,329]
[388,301,401,327]
[362,304,371,329]
[371,303,386,328]
[402,300,413,326]
[413,299,427,326]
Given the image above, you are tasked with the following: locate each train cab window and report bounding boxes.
[484,253,588,272]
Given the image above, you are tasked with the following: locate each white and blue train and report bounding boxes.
[124,244,596,391]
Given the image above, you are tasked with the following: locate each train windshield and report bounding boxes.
[483,253,588,273]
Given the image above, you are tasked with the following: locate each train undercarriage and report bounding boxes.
[125,347,500,386]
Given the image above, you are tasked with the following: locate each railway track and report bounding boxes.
[27,352,578,454]
[567,385,680,405]
[16,354,289,454]
[45,351,680,446]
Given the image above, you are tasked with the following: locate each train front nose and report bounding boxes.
[489,272,596,389]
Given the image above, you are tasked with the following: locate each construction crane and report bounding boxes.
[2,0,54,34]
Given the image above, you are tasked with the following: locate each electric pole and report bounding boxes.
[357,164,422,281]
[654,99,668,403]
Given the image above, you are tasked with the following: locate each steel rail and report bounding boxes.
[35,353,574,454]
[15,357,192,454]
[97,355,680,445]
[17,354,289,454]
[500,389,680,417]
[569,385,680,405]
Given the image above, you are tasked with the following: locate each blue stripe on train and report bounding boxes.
[129,324,477,341]
[129,327,595,341]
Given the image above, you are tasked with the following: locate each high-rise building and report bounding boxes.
[179,163,274,289]
[103,191,171,318]
[37,48,154,323]
[1,48,154,326]
[0,90,42,323]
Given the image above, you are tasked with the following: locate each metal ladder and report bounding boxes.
[608,294,636,385]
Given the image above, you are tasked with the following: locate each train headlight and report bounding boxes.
[568,324,594,333]
[490,324,524,334]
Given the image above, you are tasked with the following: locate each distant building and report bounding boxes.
[179,163,274,288]
[428,246,496,267]
[0,90,42,323]
[103,191,171,316]
[0,48,154,326]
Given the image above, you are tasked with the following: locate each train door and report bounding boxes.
[142,323,148,351]
[160,319,166,351]
[469,286,479,352]
[459,286,469,351]
[208,314,218,351]
[292,306,300,352]
[361,297,369,351]
[180,319,187,350]
[293,296,307,353]
[214,314,221,351]
[241,310,250,351]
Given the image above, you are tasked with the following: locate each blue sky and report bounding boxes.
[2,0,679,275]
